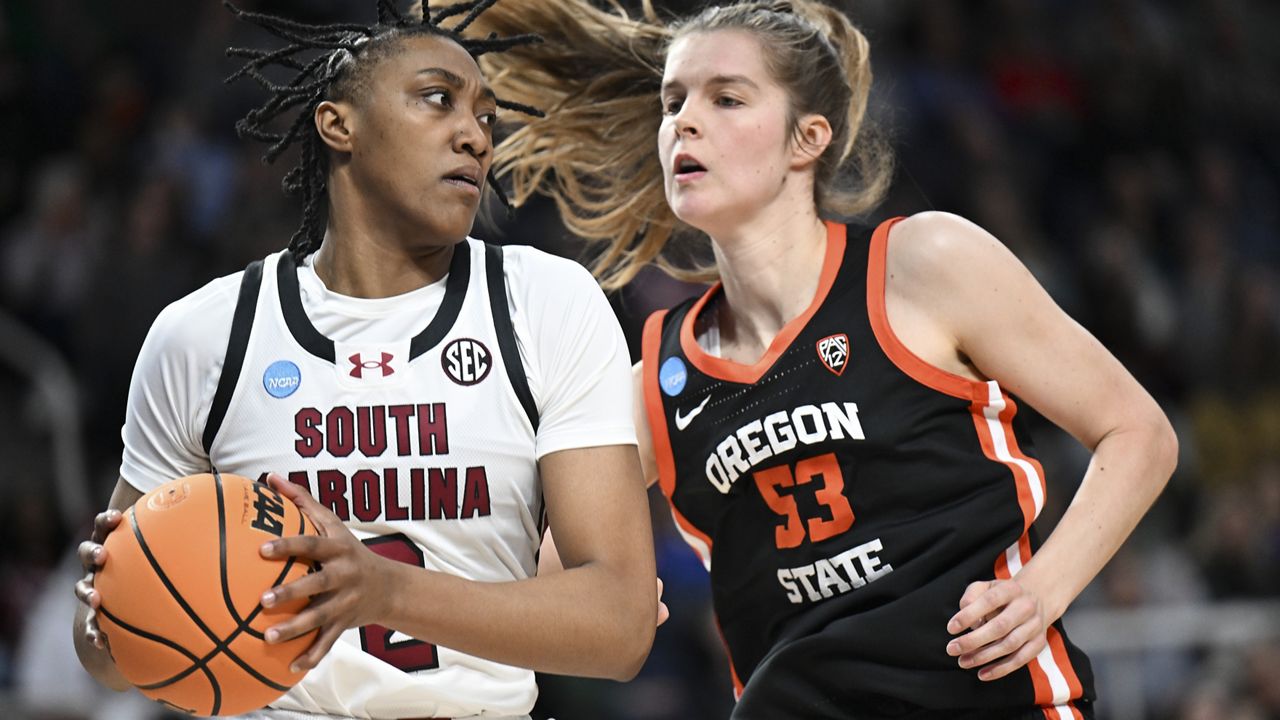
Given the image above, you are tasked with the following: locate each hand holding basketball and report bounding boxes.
[91,473,320,716]
[258,473,401,673]
[74,508,126,652]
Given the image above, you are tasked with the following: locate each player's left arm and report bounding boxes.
[893,212,1178,681]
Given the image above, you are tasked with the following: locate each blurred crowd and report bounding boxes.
[1,1,1277,719]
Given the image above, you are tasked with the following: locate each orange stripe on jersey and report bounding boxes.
[679,221,847,385]
[997,393,1048,521]
[1047,625,1085,700]
[969,384,1059,703]
[867,217,986,401]
[969,388,1039,532]
[642,310,679,501]
[1026,657,1056,706]
[642,310,713,569]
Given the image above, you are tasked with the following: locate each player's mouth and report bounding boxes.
[443,165,483,196]
[673,153,707,184]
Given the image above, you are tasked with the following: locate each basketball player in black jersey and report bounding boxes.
[469,0,1178,717]
[72,2,659,715]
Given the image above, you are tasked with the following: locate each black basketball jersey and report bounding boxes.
[641,219,1095,719]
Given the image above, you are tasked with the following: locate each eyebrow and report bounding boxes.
[661,74,761,94]
[416,67,497,103]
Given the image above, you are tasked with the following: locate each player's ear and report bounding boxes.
[790,113,833,171]
[315,100,356,154]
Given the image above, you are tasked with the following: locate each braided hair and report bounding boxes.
[224,0,543,258]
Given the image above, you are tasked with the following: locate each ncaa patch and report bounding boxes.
[442,337,492,386]
[659,356,688,397]
[817,334,850,376]
[263,360,301,398]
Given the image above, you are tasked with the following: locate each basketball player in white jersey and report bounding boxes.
[72,3,658,719]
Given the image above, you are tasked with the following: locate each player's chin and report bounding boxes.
[420,205,479,243]
[669,198,728,236]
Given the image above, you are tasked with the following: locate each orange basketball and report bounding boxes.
[95,472,318,716]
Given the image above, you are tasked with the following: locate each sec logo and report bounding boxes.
[442,338,492,386]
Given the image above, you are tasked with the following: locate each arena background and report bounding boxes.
[1,1,1278,718]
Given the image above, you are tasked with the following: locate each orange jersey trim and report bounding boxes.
[643,310,678,502]
[643,310,739,695]
[642,310,713,568]
[866,217,988,402]
[970,383,1085,707]
[679,221,847,385]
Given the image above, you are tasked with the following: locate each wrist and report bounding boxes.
[1014,565,1072,623]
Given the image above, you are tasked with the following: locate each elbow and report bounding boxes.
[606,601,656,681]
[1147,411,1179,494]
[1158,416,1179,478]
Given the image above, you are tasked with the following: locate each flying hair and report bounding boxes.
[467,0,892,289]
[224,0,544,258]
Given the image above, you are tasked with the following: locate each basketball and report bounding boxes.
[94,472,319,716]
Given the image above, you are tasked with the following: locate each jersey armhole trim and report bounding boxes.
[641,310,676,500]
[484,243,540,432]
[867,217,986,402]
[202,259,264,455]
[642,310,714,570]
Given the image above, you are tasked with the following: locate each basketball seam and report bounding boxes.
[98,603,223,713]
[216,472,308,644]
[129,494,294,700]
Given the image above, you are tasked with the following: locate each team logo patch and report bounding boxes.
[262,360,301,398]
[817,334,850,376]
[659,356,688,397]
[350,351,395,379]
[442,338,491,386]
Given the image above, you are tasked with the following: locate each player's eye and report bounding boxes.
[422,89,451,107]
[662,96,684,115]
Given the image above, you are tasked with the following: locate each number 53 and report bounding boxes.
[754,452,854,549]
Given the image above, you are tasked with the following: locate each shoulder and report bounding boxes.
[887,212,1006,272]
[496,243,598,288]
[491,242,606,309]
[140,270,246,367]
[884,212,1024,297]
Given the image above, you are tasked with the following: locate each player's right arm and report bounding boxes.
[73,477,145,689]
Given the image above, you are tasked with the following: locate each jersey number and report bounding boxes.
[754,453,855,549]
[359,534,440,672]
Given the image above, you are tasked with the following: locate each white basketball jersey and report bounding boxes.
[207,240,541,718]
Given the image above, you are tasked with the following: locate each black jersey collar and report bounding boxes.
[277,242,471,364]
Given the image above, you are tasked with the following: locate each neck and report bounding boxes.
[314,173,457,298]
[708,200,828,355]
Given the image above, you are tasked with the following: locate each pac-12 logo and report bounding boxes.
[442,338,491,386]
[350,352,395,379]
[817,333,850,376]
[263,360,301,398]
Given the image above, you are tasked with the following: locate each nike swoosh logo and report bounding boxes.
[674,394,712,431]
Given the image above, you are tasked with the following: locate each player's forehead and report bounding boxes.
[662,30,772,92]
[378,33,494,101]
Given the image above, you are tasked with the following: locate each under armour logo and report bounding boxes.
[350,352,395,378]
